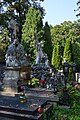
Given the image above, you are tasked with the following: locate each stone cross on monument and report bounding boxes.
[8,19,19,40]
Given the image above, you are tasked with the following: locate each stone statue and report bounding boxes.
[34,33,44,64]
[5,38,29,67]
[8,19,19,41]
[34,33,49,67]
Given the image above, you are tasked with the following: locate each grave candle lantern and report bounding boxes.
[38,106,42,114]
[40,79,45,87]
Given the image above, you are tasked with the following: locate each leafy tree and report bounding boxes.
[0,26,9,61]
[22,7,43,63]
[51,42,61,70]
[72,42,80,71]
[51,21,75,45]
[50,21,73,58]
[51,21,80,70]
[0,0,44,40]
[43,22,53,63]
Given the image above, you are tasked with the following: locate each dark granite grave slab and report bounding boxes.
[0,95,47,115]
[0,103,52,120]
[0,96,52,120]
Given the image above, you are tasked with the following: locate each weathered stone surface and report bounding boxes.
[1,67,31,96]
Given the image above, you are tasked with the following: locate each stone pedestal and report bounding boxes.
[2,67,31,96]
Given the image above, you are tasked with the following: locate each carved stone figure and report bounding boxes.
[8,19,19,39]
[5,38,29,67]
[34,33,44,64]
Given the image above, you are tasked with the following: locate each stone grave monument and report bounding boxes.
[31,33,56,89]
[3,38,30,96]
[30,33,64,93]
[2,19,30,96]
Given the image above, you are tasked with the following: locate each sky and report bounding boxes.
[41,0,78,26]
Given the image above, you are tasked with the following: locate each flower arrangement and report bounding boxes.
[31,78,39,87]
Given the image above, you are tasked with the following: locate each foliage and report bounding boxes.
[22,7,43,63]
[49,104,80,120]
[51,42,62,70]
[0,27,9,61]
[43,22,53,63]
[67,85,80,106]
[51,21,80,71]
[45,87,80,120]
[72,42,80,70]
[0,0,44,40]
[51,21,80,48]
[63,38,73,81]
[31,78,39,86]
[63,38,73,64]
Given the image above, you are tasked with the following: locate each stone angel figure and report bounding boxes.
[34,33,44,64]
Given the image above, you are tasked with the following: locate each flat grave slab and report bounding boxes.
[0,95,52,120]
[0,95,47,115]
[25,88,59,102]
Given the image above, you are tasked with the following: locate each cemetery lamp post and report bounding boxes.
[59,60,70,106]
[63,61,69,90]
[72,62,76,81]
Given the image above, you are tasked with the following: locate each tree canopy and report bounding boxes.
[0,0,44,40]
[51,21,80,70]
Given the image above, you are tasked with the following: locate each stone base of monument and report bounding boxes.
[1,67,31,96]
[2,68,19,96]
